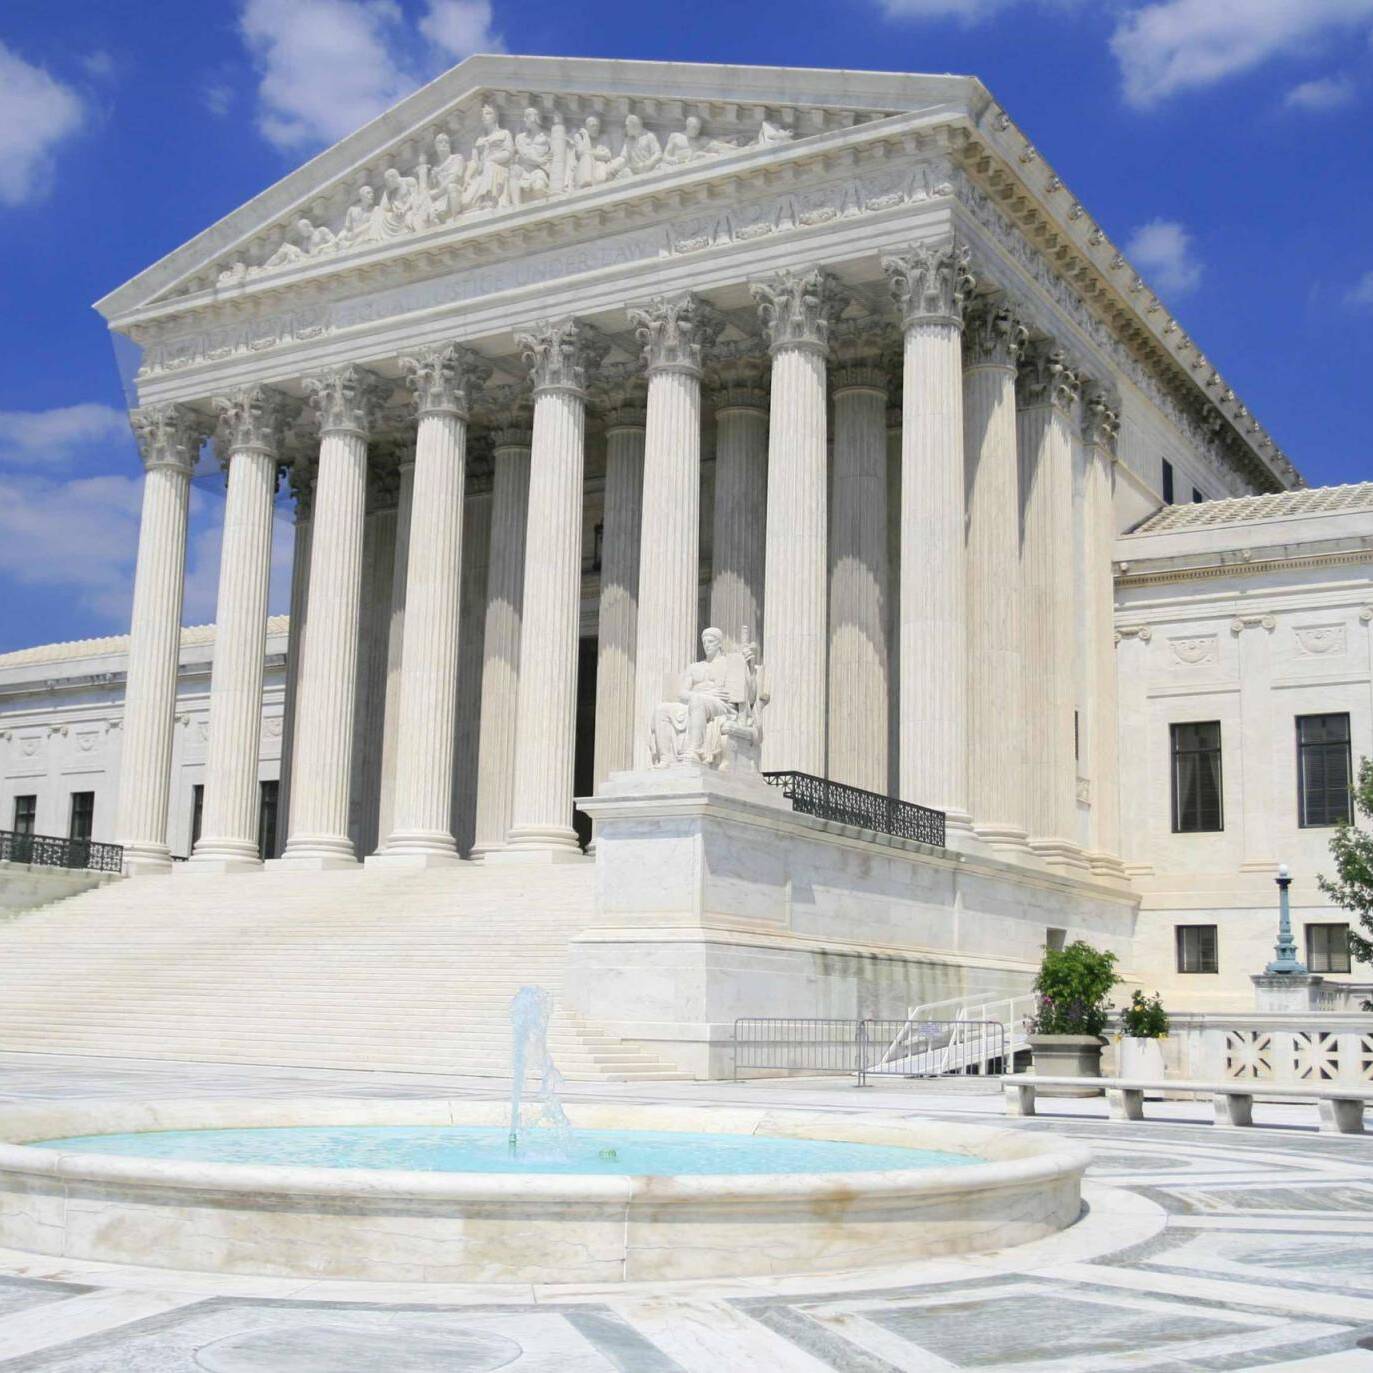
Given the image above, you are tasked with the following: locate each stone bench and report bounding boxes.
[1002,1074,1370,1135]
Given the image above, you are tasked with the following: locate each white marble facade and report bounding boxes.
[72,56,1300,886]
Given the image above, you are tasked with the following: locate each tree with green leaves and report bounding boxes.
[1316,757,1373,1003]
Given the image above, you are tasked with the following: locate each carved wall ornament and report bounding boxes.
[130,403,209,475]
[213,385,292,461]
[883,238,975,329]
[303,365,390,437]
[516,317,610,395]
[1294,624,1347,657]
[399,342,491,418]
[1230,614,1277,635]
[1115,625,1152,644]
[1360,607,1373,625]
[628,292,725,377]
[962,298,1029,371]
[1081,385,1121,454]
[1017,341,1079,413]
[750,267,847,354]
[1168,636,1217,667]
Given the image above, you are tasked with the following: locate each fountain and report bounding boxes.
[507,986,571,1157]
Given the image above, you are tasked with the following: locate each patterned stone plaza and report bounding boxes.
[0,1056,1369,1371]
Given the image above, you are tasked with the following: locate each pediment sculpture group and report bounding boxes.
[649,627,769,773]
[219,103,797,287]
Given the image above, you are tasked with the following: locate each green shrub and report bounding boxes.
[1119,989,1169,1039]
[1026,941,1119,1038]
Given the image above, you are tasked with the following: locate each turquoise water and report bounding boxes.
[31,1125,978,1176]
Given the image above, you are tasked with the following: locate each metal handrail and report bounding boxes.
[0,829,123,874]
[762,772,945,847]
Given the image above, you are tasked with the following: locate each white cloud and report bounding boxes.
[203,83,233,117]
[1283,74,1357,110]
[0,42,84,205]
[1126,218,1202,297]
[419,0,503,57]
[1346,270,1373,307]
[871,0,1015,18]
[239,0,416,151]
[1112,0,1373,109]
[0,404,129,469]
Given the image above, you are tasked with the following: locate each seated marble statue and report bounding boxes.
[649,626,766,769]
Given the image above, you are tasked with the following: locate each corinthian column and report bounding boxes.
[499,319,608,859]
[471,421,531,856]
[709,358,768,640]
[1018,341,1087,872]
[594,397,646,789]
[189,386,289,871]
[751,267,846,775]
[375,446,415,847]
[276,459,313,856]
[375,343,488,865]
[280,365,386,867]
[629,293,721,768]
[884,241,975,830]
[116,404,206,873]
[1081,387,1125,879]
[964,300,1030,853]
[826,333,889,793]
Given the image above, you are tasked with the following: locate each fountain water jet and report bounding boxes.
[508,986,571,1156]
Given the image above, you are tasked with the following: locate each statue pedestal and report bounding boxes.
[1251,973,1326,1013]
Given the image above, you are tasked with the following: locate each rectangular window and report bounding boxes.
[1162,458,1175,504]
[1171,721,1223,833]
[1306,923,1352,974]
[1192,487,1205,504]
[1176,924,1219,974]
[1297,713,1352,827]
[190,783,204,854]
[68,791,94,841]
[258,780,279,862]
[12,795,36,836]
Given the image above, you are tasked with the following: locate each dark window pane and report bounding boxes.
[68,792,94,841]
[1162,459,1175,505]
[258,780,280,862]
[1177,924,1219,974]
[1306,923,1351,974]
[12,795,37,836]
[1172,722,1223,832]
[1297,713,1352,827]
[190,784,204,852]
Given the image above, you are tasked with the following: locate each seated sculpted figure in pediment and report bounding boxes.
[649,627,768,770]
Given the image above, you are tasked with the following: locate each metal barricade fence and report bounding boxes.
[733,1017,1008,1084]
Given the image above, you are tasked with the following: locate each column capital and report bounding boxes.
[212,384,294,463]
[130,403,209,475]
[750,266,848,355]
[883,238,976,330]
[628,292,725,378]
[1017,341,1080,415]
[516,317,610,397]
[963,299,1030,372]
[491,422,534,451]
[304,364,389,438]
[831,365,888,396]
[399,342,491,419]
[1081,384,1121,455]
[604,400,648,432]
[707,347,769,412]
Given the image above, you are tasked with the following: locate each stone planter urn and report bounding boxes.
[1028,1034,1105,1096]
[1118,1036,1166,1082]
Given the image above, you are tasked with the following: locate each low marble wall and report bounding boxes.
[0,861,117,914]
[0,1098,1087,1283]
[574,766,1140,1076]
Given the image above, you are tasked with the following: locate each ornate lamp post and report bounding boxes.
[1264,863,1308,975]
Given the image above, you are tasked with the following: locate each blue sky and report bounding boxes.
[0,0,1370,654]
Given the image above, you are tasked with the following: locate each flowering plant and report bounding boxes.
[1024,941,1119,1039]
[1118,989,1169,1040]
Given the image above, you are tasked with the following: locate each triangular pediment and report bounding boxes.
[97,56,980,320]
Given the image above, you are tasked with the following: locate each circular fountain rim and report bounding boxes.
[0,1098,1088,1203]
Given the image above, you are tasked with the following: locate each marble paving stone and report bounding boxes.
[0,1277,88,1320]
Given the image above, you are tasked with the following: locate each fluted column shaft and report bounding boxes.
[192,390,284,868]
[964,303,1029,851]
[752,269,844,776]
[1018,342,1084,870]
[471,434,531,855]
[710,392,768,642]
[275,477,313,856]
[116,405,202,873]
[827,372,888,792]
[381,410,468,861]
[595,415,645,788]
[375,456,415,847]
[282,367,382,866]
[452,486,491,855]
[502,317,605,858]
[1082,392,1124,878]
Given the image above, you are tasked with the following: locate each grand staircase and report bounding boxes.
[0,863,691,1081]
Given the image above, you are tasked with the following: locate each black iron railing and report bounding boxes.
[762,772,945,847]
[0,830,123,874]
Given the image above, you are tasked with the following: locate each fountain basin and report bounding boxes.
[0,1099,1089,1283]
